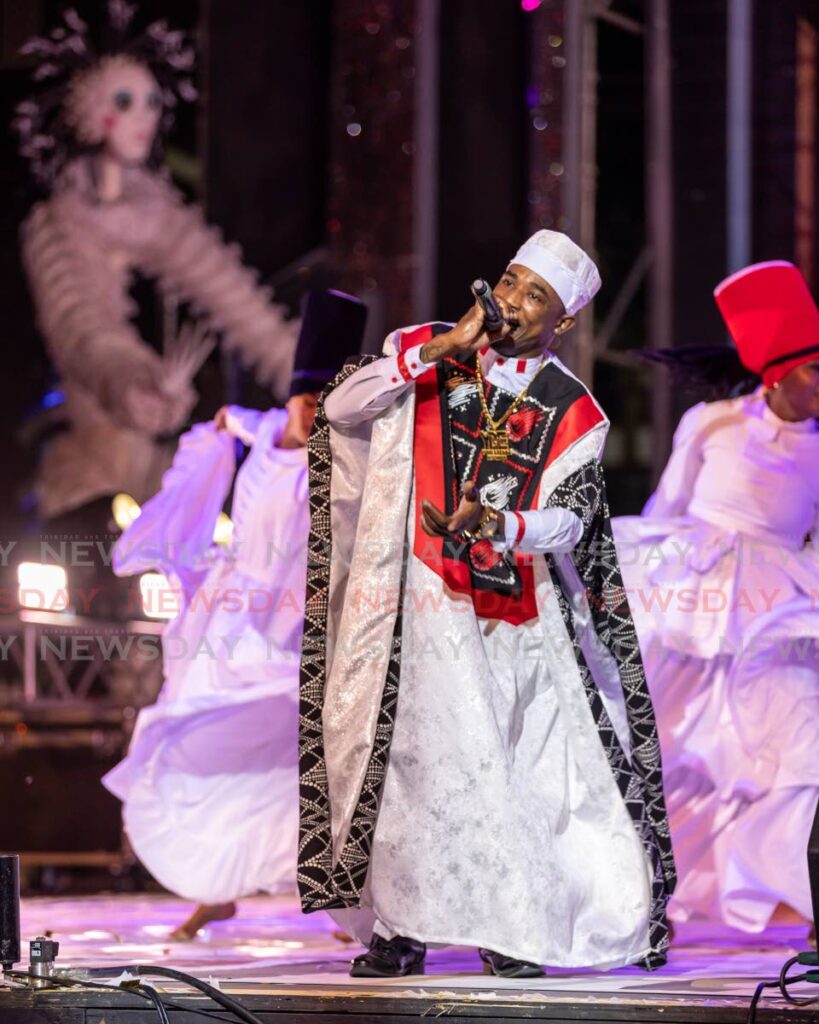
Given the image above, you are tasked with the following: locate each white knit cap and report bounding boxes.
[509,230,601,315]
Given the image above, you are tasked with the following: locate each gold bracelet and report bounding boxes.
[479,506,499,530]
[463,506,499,543]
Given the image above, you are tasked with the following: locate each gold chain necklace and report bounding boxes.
[474,354,546,460]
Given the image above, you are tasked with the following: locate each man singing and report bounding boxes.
[298,231,675,978]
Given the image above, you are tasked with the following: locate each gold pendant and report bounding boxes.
[481,426,510,460]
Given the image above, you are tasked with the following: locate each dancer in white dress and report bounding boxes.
[103,291,366,938]
[614,261,819,938]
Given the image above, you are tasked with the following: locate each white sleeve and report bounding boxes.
[491,507,584,554]
[222,405,265,446]
[643,403,707,518]
[324,341,436,428]
[112,422,236,577]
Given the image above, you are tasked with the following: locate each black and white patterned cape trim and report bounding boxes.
[546,459,676,970]
[298,360,403,910]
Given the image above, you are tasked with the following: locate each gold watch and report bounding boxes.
[463,505,500,542]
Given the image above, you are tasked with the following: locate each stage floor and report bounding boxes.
[2,891,818,1022]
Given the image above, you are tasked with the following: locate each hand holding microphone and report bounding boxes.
[419,278,511,364]
[471,278,507,334]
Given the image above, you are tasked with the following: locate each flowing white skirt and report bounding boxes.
[614,515,819,931]
[106,697,299,905]
[103,564,300,905]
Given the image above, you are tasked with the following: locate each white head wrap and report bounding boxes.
[509,230,601,316]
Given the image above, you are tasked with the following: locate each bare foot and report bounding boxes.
[169,901,237,941]
[332,929,354,943]
[770,902,809,926]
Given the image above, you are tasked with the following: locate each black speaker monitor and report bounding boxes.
[0,855,21,971]
[808,796,819,937]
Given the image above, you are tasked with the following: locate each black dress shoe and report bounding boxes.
[350,934,426,977]
[478,947,545,979]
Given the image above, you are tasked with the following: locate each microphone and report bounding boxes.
[471,279,506,334]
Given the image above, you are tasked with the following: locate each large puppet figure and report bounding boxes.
[614,262,819,942]
[103,291,366,939]
[15,2,297,521]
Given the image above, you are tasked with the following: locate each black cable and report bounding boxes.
[5,969,238,1024]
[130,984,171,1024]
[747,979,781,1024]
[86,964,266,1024]
[137,988,239,1024]
[779,955,819,1009]
[159,1000,239,1023]
[136,966,265,1024]
[5,971,166,1023]
[746,952,819,1023]
[777,954,800,992]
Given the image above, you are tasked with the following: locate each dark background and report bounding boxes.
[0,0,816,545]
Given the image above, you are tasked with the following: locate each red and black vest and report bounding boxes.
[405,323,605,625]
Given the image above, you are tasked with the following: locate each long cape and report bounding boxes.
[298,328,676,970]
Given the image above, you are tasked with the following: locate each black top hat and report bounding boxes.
[289,290,368,398]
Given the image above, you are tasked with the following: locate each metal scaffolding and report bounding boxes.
[560,0,674,480]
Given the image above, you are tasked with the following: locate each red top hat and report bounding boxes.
[713,261,819,386]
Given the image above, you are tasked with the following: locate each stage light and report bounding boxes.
[139,573,181,621]
[521,0,542,11]
[112,492,141,531]
[17,563,69,612]
[114,494,232,546]
[213,512,234,547]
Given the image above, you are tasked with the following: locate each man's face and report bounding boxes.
[491,264,574,356]
[777,360,819,420]
[283,392,320,447]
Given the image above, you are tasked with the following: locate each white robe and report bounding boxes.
[103,407,304,904]
[613,389,819,931]
[318,335,663,968]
